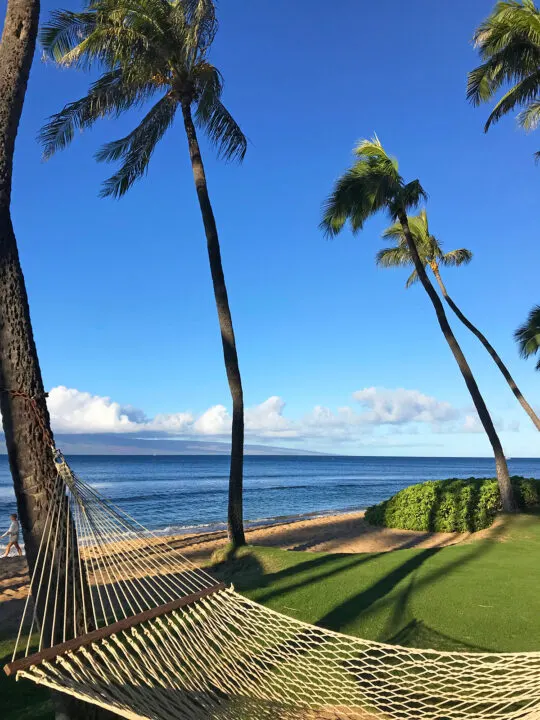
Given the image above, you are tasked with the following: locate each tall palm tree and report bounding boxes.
[378,210,540,431]
[467,0,540,159]
[322,137,517,512]
[1,2,99,718]
[515,305,540,369]
[40,0,247,546]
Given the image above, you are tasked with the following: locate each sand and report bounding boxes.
[0,510,488,635]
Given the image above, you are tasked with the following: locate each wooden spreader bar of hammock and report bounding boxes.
[3,582,226,677]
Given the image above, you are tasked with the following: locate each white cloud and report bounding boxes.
[245,396,295,437]
[352,387,459,425]
[48,386,137,433]
[193,405,230,435]
[44,385,507,445]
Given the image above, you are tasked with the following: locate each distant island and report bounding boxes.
[0,433,326,456]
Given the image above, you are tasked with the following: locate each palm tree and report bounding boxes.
[40,0,247,546]
[515,305,540,369]
[322,137,517,512]
[378,210,540,431]
[1,2,99,718]
[467,0,540,159]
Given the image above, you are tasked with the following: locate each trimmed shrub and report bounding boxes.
[365,476,540,533]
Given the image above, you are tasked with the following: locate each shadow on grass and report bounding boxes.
[316,547,440,632]
[326,518,510,646]
[216,516,514,653]
[389,618,493,652]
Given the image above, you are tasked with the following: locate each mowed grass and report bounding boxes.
[212,512,540,653]
[1,512,539,719]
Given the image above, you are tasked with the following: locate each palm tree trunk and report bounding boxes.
[397,212,517,512]
[0,0,59,615]
[431,265,540,432]
[181,101,246,547]
[0,5,109,718]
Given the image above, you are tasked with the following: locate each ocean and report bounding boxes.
[1,455,539,546]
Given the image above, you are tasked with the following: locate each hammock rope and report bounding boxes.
[4,449,540,720]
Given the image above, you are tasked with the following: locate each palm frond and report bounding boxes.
[388,180,427,219]
[405,269,420,288]
[381,214,428,247]
[517,99,540,128]
[194,63,247,161]
[320,166,371,237]
[39,69,157,158]
[484,71,540,129]
[514,304,540,363]
[381,220,404,242]
[182,0,217,54]
[354,136,400,176]
[96,93,177,198]
[441,249,473,266]
[40,10,97,61]
[375,246,411,268]
[473,1,540,57]
[467,62,501,105]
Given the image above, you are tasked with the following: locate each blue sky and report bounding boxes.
[10,0,540,456]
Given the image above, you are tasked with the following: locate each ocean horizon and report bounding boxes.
[1,455,539,548]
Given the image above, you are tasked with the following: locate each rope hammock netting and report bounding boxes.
[4,449,540,720]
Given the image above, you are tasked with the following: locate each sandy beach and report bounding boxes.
[0,509,490,635]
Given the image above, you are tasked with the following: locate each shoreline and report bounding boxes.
[0,508,496,634]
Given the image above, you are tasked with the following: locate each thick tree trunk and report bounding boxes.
[397,213,517,512]
[431,265,540,432]
[0,4,108,718]
[181,102,246,547]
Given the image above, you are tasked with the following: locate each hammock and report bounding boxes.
[4,450,540,720]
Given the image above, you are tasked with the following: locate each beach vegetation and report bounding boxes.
[40,0,248,546]
[365,476,540,532]
[320,137,517,512]
[378,210,540,431]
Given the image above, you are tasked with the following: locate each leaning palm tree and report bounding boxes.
[467,0,540,159]
[379,210,540,431]
[1,2,97,717]
[322,137,517,512]
[515,305,540,369]
[40,0,247,546]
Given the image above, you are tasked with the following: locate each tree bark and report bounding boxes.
[0,3,108,717]
[397,213,517,512]
[181,102,246,547]
[431,264,540,432]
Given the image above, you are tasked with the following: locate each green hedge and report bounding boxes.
[365,476,540,533]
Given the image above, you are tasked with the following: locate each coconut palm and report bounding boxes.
[40,0,247,546]
[515,305,540,369]
[322,137,517,512]
[1,2,97,717]
[379,210,540,431]
[467,0,540,158]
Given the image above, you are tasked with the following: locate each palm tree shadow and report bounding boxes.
[324,518,510,645]
[316,548,440,633]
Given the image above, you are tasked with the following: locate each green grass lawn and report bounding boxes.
[212,512,540,653]
[2,511,539,719]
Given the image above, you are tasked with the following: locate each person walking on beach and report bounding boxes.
[1,513,22,557]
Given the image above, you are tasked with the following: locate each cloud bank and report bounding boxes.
[44,385,511,446]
